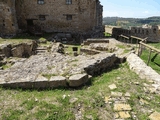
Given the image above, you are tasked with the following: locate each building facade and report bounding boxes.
[0,0,104,38]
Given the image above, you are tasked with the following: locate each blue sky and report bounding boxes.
[100,0,160,18]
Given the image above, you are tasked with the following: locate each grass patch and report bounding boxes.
[104,32,112,37]
[42,73,57,79]
[64,45,81,55]
[2,64,12,70]
[140,43,160,74]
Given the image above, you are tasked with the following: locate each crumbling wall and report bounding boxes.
[131,26,160,42]
[0,0,18,37]
[112,26,160,42]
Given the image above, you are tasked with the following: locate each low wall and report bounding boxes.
[127,53,160,84]
[83,38,109,45]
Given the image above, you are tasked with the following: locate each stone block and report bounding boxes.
[114,104,132,111]
[49,76,67,88]
[34,75,49,89]
[69,74,88,87]
[149,111,160,120]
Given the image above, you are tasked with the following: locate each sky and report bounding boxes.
[100,0,160,18]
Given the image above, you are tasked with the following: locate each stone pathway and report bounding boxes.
[105,83,160,120]
[105,84,132,119]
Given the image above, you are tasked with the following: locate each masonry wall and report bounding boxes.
[112,26,160,42]
[15,0,102,34]
[0,0,18,36]
[131,26,160,42]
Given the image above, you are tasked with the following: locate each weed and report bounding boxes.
[42,73,57,79]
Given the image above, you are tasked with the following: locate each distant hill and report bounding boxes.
[103,16,160,28]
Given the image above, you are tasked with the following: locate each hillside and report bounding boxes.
[103,16,160,28]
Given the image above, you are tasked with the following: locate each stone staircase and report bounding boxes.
[36,46,48,55]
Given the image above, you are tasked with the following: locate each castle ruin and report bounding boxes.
[112,24,160,42]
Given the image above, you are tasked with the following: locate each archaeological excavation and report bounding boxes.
[0,38,127,89]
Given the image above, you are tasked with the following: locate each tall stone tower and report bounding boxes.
[0,0,18,36]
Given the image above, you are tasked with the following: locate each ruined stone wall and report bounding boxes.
[112,26,160,42]
[15,0,102,34]
[0,0,18,36]
[131,26,160,42]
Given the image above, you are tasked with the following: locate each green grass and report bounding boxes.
[0,63,160,120]
[140,43,160,74]
[104,32,112,37]
[64,45,81,55]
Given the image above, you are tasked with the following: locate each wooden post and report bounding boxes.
[139,43,143,56]
[138,43,141,56]
[147,49,152,66]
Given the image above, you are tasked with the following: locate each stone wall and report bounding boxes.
[112,25,160,42]
[127,53,160,84]
[0,0,18,36]
[0,0,103,37]
[131,25,160,42]
[15,0,103,35]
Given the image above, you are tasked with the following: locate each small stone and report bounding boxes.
[139,98,149,105]
[148,87,157,94]
[134,82,139,85]
[152,84,160,89]
[148,80,154,83]
[69,98,78,103]
[85,115,93,120]
[119,111,131,119]
[111,92,123,97]
[63,95,66,99]
[114,104,132,111]
[143,83,149,87]
[104,96,110,103]
[114,112,119,119]
[125,92,131,97]
[116,77,121,80]
[35,98,38,102]
[108,84,117,90]
[149,111,160,120]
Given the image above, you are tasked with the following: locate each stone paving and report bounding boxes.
[106,83,160,120]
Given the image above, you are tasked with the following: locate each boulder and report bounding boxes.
[11,44,24,57]
[68,73,88,87]
[0,44,12,57]
[51,42,64,54]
